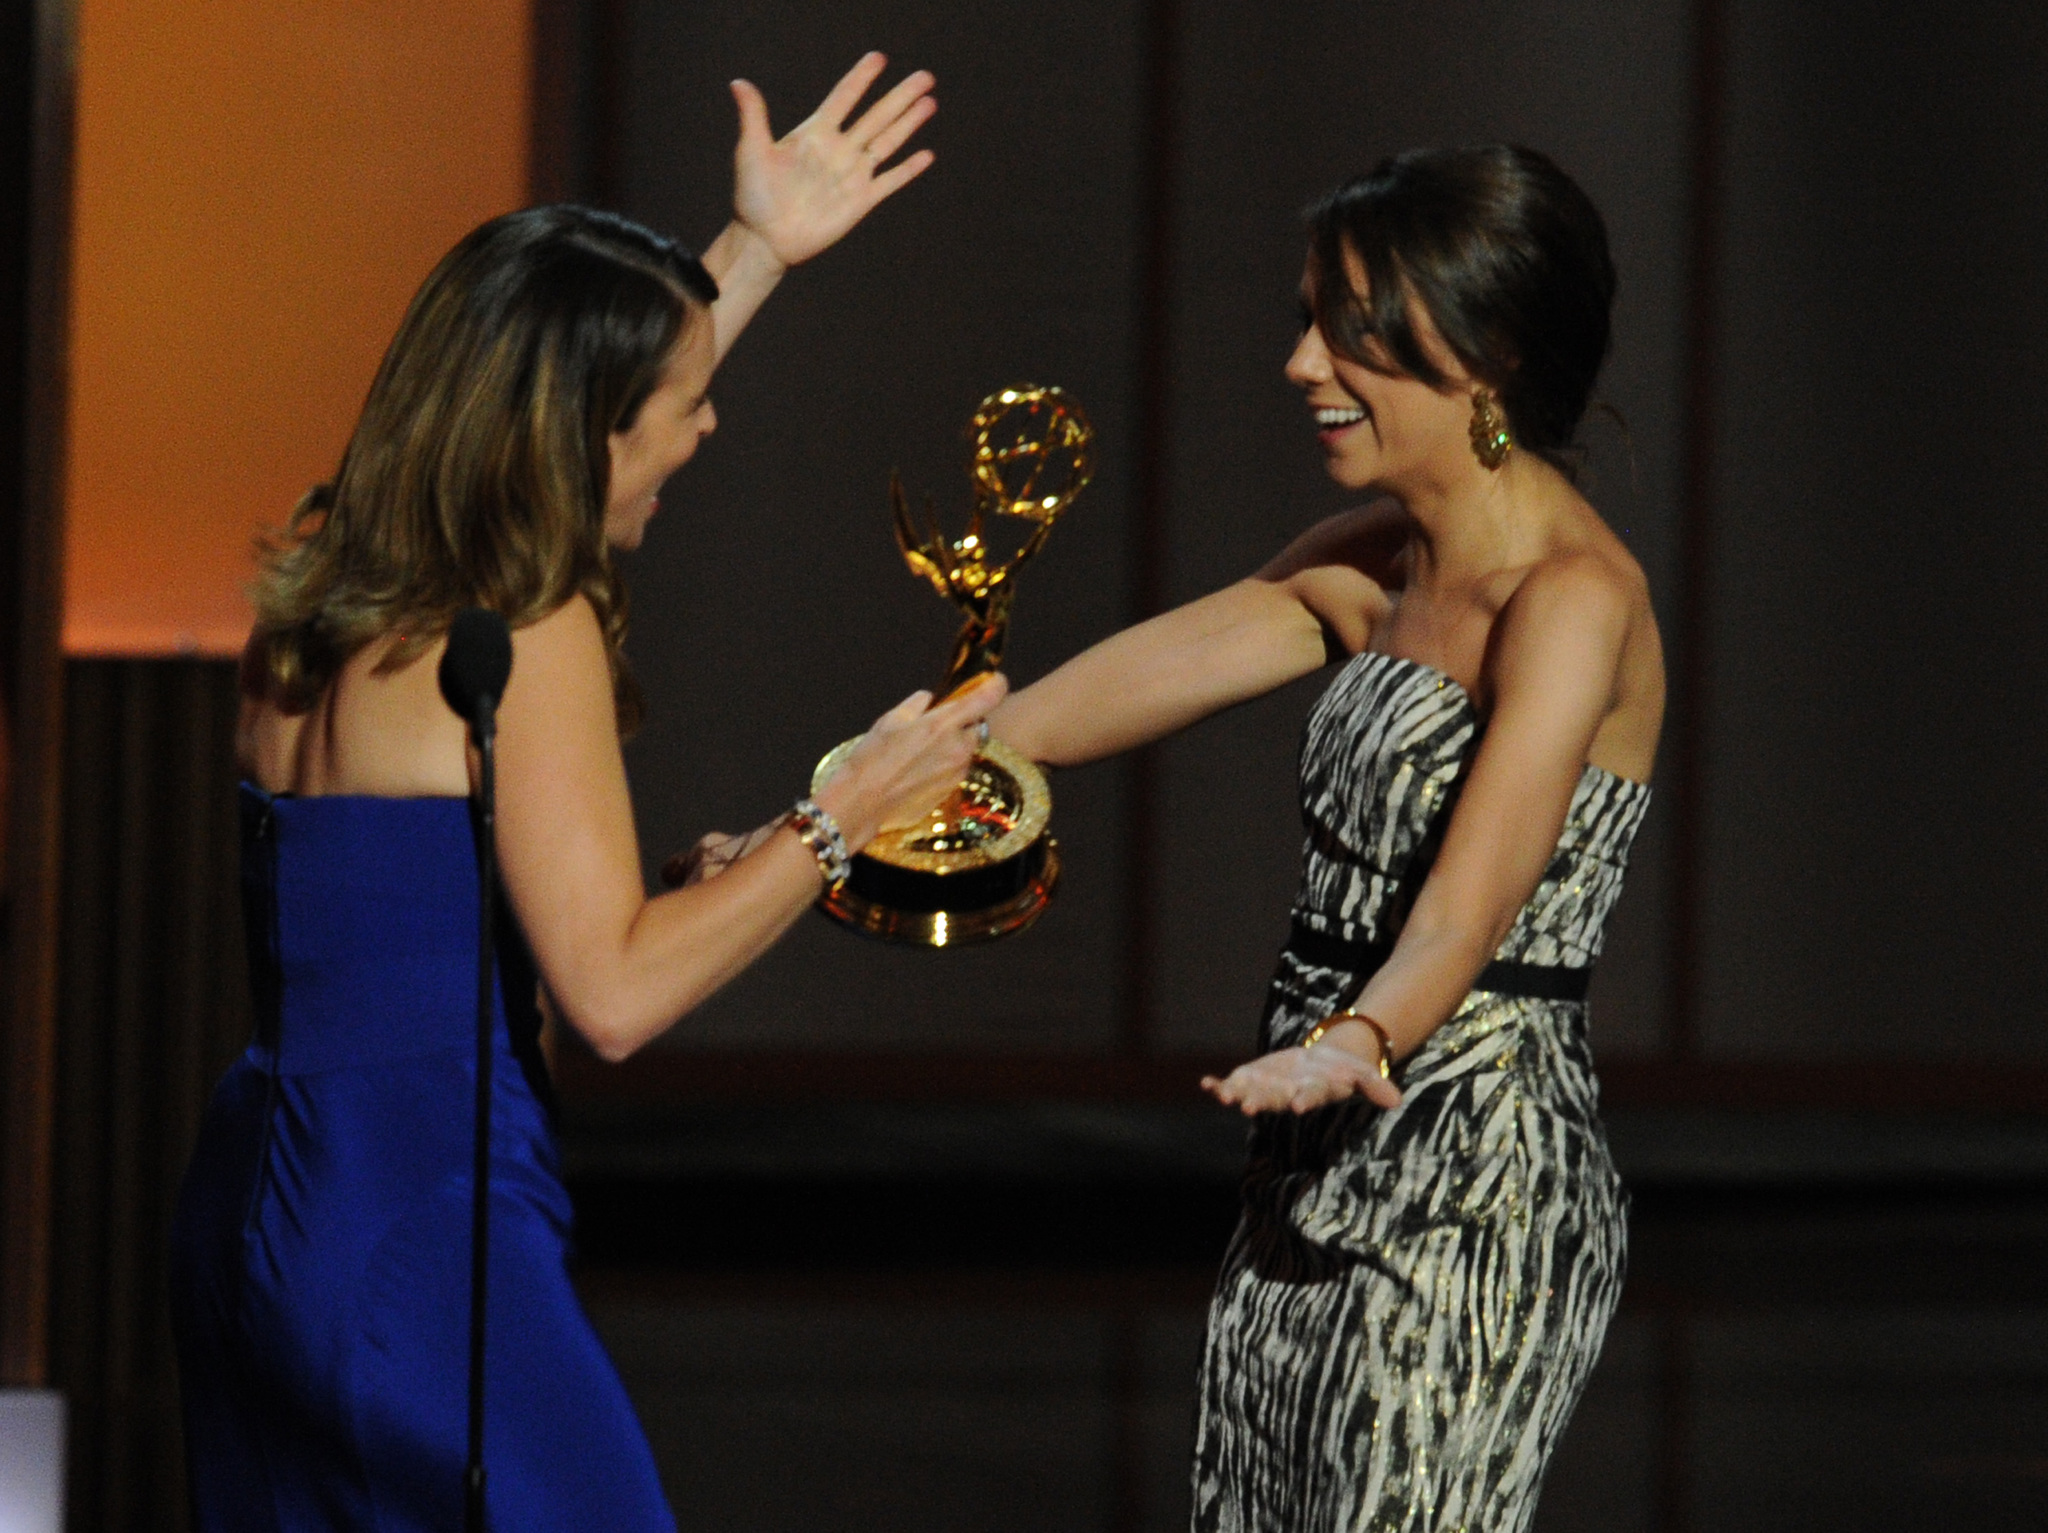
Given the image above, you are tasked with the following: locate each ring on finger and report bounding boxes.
[975,721,991,749]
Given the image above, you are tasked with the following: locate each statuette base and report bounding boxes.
[818,839,1060,947]
[811,735,1060,946]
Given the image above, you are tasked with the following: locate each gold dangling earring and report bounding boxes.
[1469,388,1512,470]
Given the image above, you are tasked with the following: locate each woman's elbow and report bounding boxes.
[558,994,682,1064]
[580,1025,644,1066]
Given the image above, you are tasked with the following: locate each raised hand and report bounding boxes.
[731,52,937,270]
[1202,1040,1404,1116]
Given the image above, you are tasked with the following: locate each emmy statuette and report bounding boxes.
[813,384,1092,946]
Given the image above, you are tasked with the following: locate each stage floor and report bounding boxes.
[570,1178,2048,1532]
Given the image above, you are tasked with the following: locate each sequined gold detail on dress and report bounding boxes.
[1191,652,1650,1533]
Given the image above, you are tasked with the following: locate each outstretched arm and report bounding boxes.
[988,579,1327,764]
[493,598,1002,1062]
[990,507,1395,765]
[1204,554,1635,1115]
[702,52,937,363]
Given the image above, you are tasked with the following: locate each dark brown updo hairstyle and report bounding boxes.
[1306,145,1616,473]
[251,205,719,733]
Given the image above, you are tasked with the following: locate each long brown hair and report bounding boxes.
[252,205,718,732]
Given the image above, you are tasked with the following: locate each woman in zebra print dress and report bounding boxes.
[990,145,1662,1530]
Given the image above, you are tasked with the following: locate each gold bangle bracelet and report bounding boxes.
[1302,1011,1395,1080]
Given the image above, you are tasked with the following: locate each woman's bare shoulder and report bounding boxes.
[1492,529,1664,779]
[1549,516,1664,700]
[1257,499,1408,583]
[514,590,604,645]
[1496,498,1655,642]
[1253,502,1407,655]
[494,594,625,763]
[503,593,609,700]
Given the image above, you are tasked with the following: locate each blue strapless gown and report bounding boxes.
[171,786,675,1531]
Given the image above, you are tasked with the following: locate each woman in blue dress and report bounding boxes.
[169,54,1001,1532]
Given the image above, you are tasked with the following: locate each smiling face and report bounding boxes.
[604,315,718,550]
[1285,247,1481,496]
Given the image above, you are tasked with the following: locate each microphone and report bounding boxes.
[438,608,513,735]
[438,607,512,1533]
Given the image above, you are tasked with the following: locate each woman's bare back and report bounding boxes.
[239,633,473,800]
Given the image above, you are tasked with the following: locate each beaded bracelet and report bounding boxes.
[1301,1010,1395,1080]
[787,798,853,891]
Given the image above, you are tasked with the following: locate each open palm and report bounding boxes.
[732,53,937,269]
[1203,1043,1404,1116]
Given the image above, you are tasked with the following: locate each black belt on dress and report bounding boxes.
[1286,918,1593,1004]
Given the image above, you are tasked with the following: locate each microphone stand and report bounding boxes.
[464,695,497,1533]
[441,606,512,1533]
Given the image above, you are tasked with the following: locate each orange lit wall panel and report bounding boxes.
[65,1,532,655]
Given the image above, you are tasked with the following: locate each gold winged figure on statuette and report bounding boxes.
[891,383,1094,699]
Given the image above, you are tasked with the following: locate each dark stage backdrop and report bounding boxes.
[605,0,1693,1063]
[599,0,2048,1071]
[1697,2,2048,1059]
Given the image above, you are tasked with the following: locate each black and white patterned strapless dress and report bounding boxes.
[1191,650,1650,1533]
